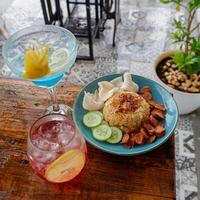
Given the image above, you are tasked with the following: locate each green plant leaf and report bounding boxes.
[190,37,200,55]
[172,52,187,70]
[184,62,200,75]
[161,0,200,74]
[172,52,200,75]
[172,19,188,43]
[189,0,200,10]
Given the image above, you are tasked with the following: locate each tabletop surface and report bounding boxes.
[0,78,175,200]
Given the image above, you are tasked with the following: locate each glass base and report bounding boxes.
[45,104,72,116]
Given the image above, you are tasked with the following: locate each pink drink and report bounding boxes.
[27,114,87,183]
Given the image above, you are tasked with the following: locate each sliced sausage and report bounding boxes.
[143,121,155,135]
[139,86,151,94]
[148,101,165,111]
[140,128,150,140]
[149,115,159,127]
[120,133,130,144]
[148,100,157,109]
[154,124,165,137]
[141,92,153,101]
[154,104,165,111]
[133,133,144,144]
[147,135,156,143]
[151,109,165,119]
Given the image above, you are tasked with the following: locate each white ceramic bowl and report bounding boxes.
[153,50,200,115]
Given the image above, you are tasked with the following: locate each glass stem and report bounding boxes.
[48,87,60,112]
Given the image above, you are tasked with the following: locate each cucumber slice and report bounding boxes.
[106,127,123,144]
[92,111,103,118]
[83,111,103,127]
[91,120,108,132]
[92,125,112,141]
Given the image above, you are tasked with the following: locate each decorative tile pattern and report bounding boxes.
[181,186,198,200]
[175,120,198,200]
[65,57,118,84]
[0,0,199,200]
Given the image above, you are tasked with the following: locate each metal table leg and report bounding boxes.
[66,0,71,17]
[55,0,64,26]
[100,0,103,19]
[95,0,100,38]
[86,0,94,60]
[112,0,120,46]
[40,0,51,24]
[100,0,120,46]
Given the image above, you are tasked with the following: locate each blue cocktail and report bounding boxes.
[3,25,77,114]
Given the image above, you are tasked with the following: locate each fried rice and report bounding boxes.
[103,91,150,132]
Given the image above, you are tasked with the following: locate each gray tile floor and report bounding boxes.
[0,0,199,199]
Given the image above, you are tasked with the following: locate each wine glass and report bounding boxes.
[27,109,87,183]
[2,25,77,114]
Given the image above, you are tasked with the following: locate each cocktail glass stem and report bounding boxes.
[48,87,60,112]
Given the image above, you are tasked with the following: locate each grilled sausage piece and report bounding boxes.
[147,135,156,143]
[154,124,165,137]
[140,128,150,140]
[141,92,153,101]
[151,109,165,119]
[139,86,151,94]
[133,133,144,144]
[143,121,155,135]
[149,115,159,127]
[120,133,130,144]
[148,100,165,111]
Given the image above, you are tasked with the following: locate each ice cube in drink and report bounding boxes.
[27,114,87,183]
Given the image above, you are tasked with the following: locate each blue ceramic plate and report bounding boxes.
[73,74,178,156]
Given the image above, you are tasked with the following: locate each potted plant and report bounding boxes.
[153,0,200,114]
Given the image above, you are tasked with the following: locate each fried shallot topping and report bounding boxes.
[116,93,143,113]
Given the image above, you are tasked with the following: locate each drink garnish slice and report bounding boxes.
[22,44,50,79]
[49,48,69,71]
[44,149,85,183]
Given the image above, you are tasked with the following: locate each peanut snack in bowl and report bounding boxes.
[82,73,166,147]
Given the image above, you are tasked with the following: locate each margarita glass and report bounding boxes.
[3,25,77,114]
